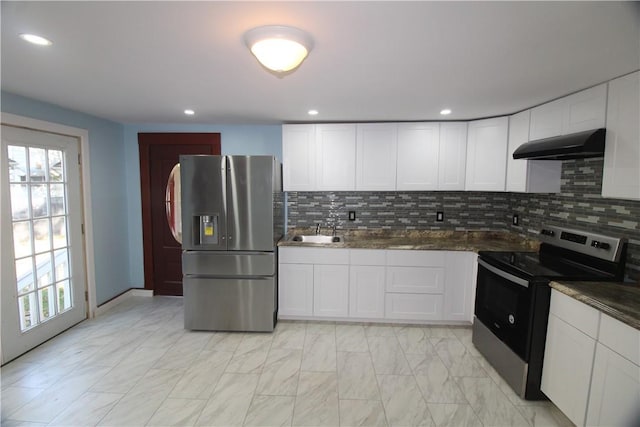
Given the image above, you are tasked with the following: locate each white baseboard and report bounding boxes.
[94,288,153,317]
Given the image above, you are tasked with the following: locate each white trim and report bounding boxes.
[94,288,152,317]
[0,113,97,318]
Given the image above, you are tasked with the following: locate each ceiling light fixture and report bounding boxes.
[184,109,195,116]
[308,109,319,116]
[244,25,313,74]
[440,109,452,115]
[19,33,52,46]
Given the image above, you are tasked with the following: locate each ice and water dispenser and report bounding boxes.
[196,214,219,245]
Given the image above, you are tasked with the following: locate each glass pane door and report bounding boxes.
[8,145,73,330]
[1,125,86,363]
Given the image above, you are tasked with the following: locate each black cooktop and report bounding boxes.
[478,250,615,282]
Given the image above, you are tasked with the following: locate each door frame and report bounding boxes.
[138,133,221,292]
[0,113,97,318]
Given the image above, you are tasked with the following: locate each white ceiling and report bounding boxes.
[2,1,639,125]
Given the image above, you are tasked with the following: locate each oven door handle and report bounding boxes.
[478,258,529,288]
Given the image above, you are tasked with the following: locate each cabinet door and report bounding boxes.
[529,98,564,140]
[506,111,561,193]
[506,110,530,192]
[356,123,398,190]
[386,267,444,294]
[465,117,509,191]
[282,124,316,191]
[349,265,385,319]
[313,264,349,317]
[443,252,475,322]
[586,343,640,427]
[541,313,596,427]
[278,263,314,316]
[602,71,640,200]
[385,293,443,321]
[316,124,356,190]
[438,122,467,190]
[396,123,439,190]
[563,83,607,134]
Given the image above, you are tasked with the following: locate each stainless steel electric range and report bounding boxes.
[472,225,627,400]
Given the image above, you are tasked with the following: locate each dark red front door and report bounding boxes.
[139,133,221,296]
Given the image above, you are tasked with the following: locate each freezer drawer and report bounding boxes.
[182,251,275,276]
[183,276,276,331]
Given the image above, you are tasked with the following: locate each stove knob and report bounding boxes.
[540,229,555,237]
[508,314,515,325]
[591,241,610,250]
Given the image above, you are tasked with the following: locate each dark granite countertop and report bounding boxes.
[550,281,640,331]
[278,228,540,252]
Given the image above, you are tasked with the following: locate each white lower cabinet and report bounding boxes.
[279,247,474,323]
[586,343,640,427]
[443,252,476,322]
[541,312,596,427]
[385,293,443,320]
[278,263,314,316]
[313,264,349,317]
[349,265,385,319]
[542,289,640,427]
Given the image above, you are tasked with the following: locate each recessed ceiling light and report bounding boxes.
[184,109,195,116]
[19,33,52,46]
[440,109,452,116]
[308,109,319,116]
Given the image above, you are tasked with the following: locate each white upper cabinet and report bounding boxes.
[563,83,607,134]
[438,122,468,191]
[529,98,565,140]
[396,123,440,190]
[316,124,357,191]
[506,110,561,193]
[602,71,640,200]
[356,123,398,190]
[282,124,317,191]
[530,83,607,140]
[465,117,509,191]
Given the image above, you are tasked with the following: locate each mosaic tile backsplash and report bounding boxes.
[286,158,640,282]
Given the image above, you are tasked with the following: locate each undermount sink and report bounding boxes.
[291,234,343,244]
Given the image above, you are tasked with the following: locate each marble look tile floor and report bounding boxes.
[1,297,574,427]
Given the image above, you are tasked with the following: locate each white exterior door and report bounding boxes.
[1,125,87,363]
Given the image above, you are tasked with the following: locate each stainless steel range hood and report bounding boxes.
[512,128,606,160]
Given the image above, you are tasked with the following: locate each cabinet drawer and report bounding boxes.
[386,266,444,294]
[350,249,386,266]
[386,250,446,267]
[598,314,640,365]
[549,290,600,338]
[385,293,443,320]
[279,247,349,264]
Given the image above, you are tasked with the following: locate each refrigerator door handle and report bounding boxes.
[221,156,228,246]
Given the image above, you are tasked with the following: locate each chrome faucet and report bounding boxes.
[332,225,337,236]
[315,223,321,235]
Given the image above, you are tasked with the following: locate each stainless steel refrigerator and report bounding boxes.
[180,155,283,332]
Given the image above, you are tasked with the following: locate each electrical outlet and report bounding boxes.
[513,214,519,226]
[436,211,444,222]
[348,211,356,221]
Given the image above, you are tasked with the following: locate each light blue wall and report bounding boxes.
[123,123,282,287]
[2,91,283,300]
[1,91,130,305]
